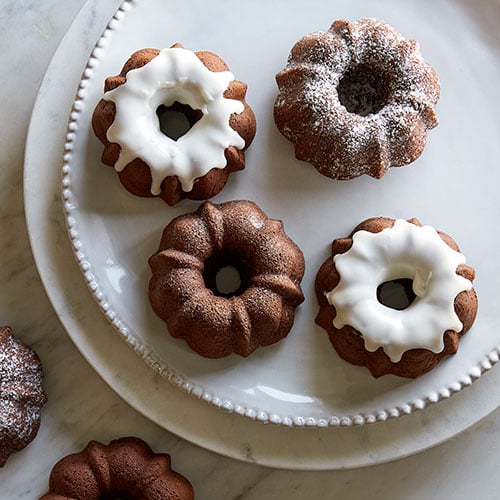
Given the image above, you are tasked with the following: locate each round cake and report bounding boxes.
[40,436,194,499]
[315,218,478,378]
[274,19,440,180]
[149,200,305,358]
[0,325,47,467]
[92,43,256,205]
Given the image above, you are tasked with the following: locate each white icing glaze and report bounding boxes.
[103,47,245,194]
[326,220,472,362]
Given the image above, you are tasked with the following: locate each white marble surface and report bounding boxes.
[0,0,499,498]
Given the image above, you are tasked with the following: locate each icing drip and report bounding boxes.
[104,47,245,194]
[326,220,472,363]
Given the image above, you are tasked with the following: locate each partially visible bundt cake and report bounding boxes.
[92,43,256,205]
[149,200,305,358]
[274,19,440,180]
[40,436,194,499]
[315,217,478,378]
[0,325,47,467]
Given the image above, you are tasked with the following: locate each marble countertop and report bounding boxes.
[1,0,499,498]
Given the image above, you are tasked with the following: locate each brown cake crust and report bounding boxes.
[0,326,47,467]
[149,200,305,358]
[92,43,256,205]
[274,19,440,181]
[40,437,194,500]
[315,218,478,378]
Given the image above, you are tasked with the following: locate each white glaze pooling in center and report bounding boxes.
[104,47,245,194]
[328,220,472,362]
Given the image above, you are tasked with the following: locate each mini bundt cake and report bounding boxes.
[92,43,256,205]
[315,218,478,378]
[274,19,440,180]
[0,325,47,467]
[40,436,194,500]
[149,200,305,358]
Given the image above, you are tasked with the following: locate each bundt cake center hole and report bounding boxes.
[215,265,242,296]
[377,278,416,310]
[156,101,203,141]
[337,64,392,116]
[204,253,249,298]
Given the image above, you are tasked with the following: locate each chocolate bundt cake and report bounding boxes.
[40,437,194,500]
[149,200,305,358]
[315,218,478,378]
[92,43,256,205]
[0,325,47,467]
[274,19,440,180]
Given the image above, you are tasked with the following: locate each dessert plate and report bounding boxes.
[61,0,500,426]
[24,0,500,469]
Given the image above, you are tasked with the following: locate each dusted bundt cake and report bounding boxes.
[40,436,194,499]
[315,218,478,378]
[274,19,440,180]
[149,200,305,358]
[0,325,47,467]
[92,43,256,205]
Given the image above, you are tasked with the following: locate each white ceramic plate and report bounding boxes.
[25,0,500,469]
[61,0,500,427]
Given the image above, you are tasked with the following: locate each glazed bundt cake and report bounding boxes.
[315,218,478,378]
[149,200,305,358]
[0,325,47,467]
[274,19,440,180]
[40,436,194,499]
[92,43,256,205]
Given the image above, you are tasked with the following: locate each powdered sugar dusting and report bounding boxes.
[274,18,440,180]
[0,326,47,467]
